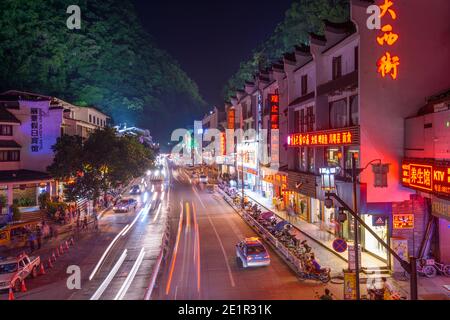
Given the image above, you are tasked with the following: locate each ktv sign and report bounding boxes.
[401,159,450,200]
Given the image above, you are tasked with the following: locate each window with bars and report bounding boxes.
[0,125,13,136]
[0,150,20,162]
[306,107,315,132]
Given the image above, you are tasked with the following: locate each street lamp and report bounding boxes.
[319,159,418,300]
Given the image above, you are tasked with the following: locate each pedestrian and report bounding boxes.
[319,288,334,300]
[36,226,42,250]
[93,211,98,231]
[381,277,393,300]
[83,215,88,230]
[28,232,35,253]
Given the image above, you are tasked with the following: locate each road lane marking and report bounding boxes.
[192,186,206,209]
[114,247,146,300]
[165,201,184,295]
[152,203,162,222]
[89,223,130,281]
[90,249,128,300]
[206,212,236,288]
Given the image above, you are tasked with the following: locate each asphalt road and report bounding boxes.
[154,166,343,300]
[0,176,168,300]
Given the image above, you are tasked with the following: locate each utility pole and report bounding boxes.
[351,152,361,300]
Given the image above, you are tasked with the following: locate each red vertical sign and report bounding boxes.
[269,94,279,130]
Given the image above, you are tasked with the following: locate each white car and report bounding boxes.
[199,175,208,184]
[0,253,41,291]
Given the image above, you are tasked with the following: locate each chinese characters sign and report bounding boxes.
[376,0,400,79]
[287,126,359,147]
[393,214,414,229]
[402,159,450,200]
[30,108,43,153]
[227,108,235,130]
[268,94,279,130]
[219,132,226,156]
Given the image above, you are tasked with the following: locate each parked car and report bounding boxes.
[199,175,208,184]
[236,237,270,268]
[0,253,41,292]
[129,185,142,195]
[113,198,138,213]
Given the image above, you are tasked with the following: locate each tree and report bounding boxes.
[0,0,207,142]
[223,0,349,100]
[48,128,155,205]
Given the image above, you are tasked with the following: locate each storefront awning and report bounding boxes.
[0,170,52,184]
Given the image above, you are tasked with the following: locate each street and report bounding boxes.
[154,166,344,300]
[0,178,168,300]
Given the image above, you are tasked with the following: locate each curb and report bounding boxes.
[243,192,348,263]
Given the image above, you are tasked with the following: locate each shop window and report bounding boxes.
[332,56,342,80]
[300,109,305,133]
[308,148,315,173]
[350,95,359,126]
[326,147,340,168]
[372,163,389,187]
[345,147,360,173]
[329,99,347,129]
[0,125,13,136]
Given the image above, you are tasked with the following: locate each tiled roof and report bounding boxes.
[0,108,20,124]
[0,140,21,148]
[0,170,52,183]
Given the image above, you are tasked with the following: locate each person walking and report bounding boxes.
[36,226,42,250]
[93,211,99,231]
[319,288,334,300]
[83,215,88,230]
[28,232,36,253]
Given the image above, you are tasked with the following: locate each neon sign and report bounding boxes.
[220,132,226,156]
[376,0,400,80]
[393,214,414,229]
[269,94,279,130]
[287,126,359,147]
[228,108,235,130]
[402,159,450,200]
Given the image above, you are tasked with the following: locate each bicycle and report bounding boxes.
[431,260,450,277]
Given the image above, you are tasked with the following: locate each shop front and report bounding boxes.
[287,170,317,223]
[261,168,288,211]
[362,214,389,261]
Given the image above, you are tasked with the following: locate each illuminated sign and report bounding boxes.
[287,126,360,147]
[219,132,226,156]
[262,173,287,186]
[268,94,279,130]
[401,159,450,200]
[228,108,235,130]
[393,214,414,229]
[30,108,43,152]
[431,196,450,220]
[376,0,400,80]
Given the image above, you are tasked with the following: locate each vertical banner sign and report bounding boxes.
[228,108,235,130]
[376,0,400,79]
[344,272,357,300]
[268,94,279,130]
[269,93,280,169]
[30,108,43,152]
[347,244,361,271]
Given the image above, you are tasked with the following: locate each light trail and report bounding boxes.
[165,201,184,295]
[152,203,162,222]
[114,247,146,300]
[90,249,128,300]
[89,224,130,281]
[192,202,201,293]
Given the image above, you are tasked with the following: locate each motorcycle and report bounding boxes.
[298,268,331,283]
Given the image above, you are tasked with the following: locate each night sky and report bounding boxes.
[132,0,294,108]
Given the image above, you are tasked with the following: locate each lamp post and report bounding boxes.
[319,164,418,300]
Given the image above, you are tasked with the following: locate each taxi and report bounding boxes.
[236,237,270,268]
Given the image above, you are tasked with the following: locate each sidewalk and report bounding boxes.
[242,189,450,300]
[243,189,387,270]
